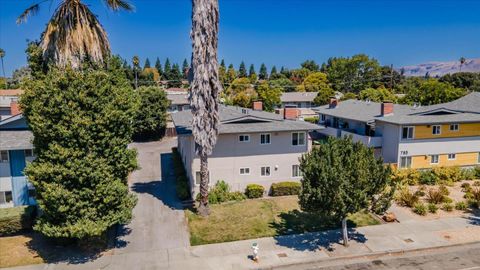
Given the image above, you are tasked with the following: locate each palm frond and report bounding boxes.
[17,3,41,24]
[103,0,134,11]
[41,0,110,68]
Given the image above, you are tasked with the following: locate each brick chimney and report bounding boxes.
[329,97,338,109]
[253,101,263,111]
[381,101,394,116]
[284,107,299,120]
[10,100,21,116]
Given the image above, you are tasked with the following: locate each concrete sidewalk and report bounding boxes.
[9,215,480,270]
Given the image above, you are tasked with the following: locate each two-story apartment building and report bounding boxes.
[314,93,480,169]
[171,104,320,195]
[0,114,36,208]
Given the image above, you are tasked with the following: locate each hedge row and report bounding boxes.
[394,166,480,186]
[0,206,36,236]
[270,182,301,196]
[172,147,191,201]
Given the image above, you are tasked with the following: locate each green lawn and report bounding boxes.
[185,196,381,245]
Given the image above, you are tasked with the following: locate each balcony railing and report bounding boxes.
[340,130,382,148]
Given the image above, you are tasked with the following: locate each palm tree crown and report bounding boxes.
[17,0,133,68]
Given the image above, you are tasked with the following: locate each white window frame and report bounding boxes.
[432,125,441,135]
[0,191,13,205]
[401,126,414,140]
[239,134,250,142]
[477,152,480,164]
[447,153,456,160]
[430,155,439,164]
[24,149,34,158]
[260,133,271,145]
[195,171,210,185]
[292,165,302,178]
[449,124,459,131]
[239,167,250,175]
[292,132,306,146]
[260,166,271,177]
[399,156,412,168]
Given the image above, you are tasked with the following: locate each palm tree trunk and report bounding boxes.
[198,153,210,215]
[190,0,221,217]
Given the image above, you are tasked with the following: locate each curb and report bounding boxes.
[262,241,480,270]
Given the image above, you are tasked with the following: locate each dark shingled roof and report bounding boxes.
[0,114,33,150]
[314,92,480,125]
[172,105,321,135]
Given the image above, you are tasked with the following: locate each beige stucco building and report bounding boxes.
[171,105,321,196]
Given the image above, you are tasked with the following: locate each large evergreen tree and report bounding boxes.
[248,64,256,77]
[155,57,163,77]
[270,66,278,78]
[238,61,247,78]
[299,136,393,246]
[259,63,268,80]
[182,58,189,79]
[144,58,151,69]
[20,57,138,239]
[133,86,169,140]
[164,58,172,80]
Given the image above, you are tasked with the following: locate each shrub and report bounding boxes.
[426,188,445,204]
[414,190,425,197]
[427,203,438,213]
[470,188,480,205]
[228,191,247,202]
[303,116,319,124]
[271,182,301,196]
[455,201,467,210]
[0,206,36,236]
[442,203,454,212]
[419,170,437,185]
[468,200,479,209]
[413,203,427,216]
[396,188,419,207]
[474,181,480,187]
[443,196,453,204]
[461,168,476,180]
[245,184,265,199]
[475,166,480,178]
[196,181,245,204]
[133,86,169,140]
[393,169,420,185]
[461,182,472,193]
[432,166,462,184]
[438,185,450,196]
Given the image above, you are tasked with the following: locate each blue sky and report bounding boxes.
[1,0,479,76]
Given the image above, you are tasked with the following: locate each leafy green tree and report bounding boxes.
[226,64,237,83]
[401,79,466,105]
[133,86,169,140]
[238,61,247,78]
[155,57,163,77]
[144,58,151,69]
[280,66,291,78]
[378,65,403,91]
[289,68,311,84]
[182,58,189,79]
[269,78,296,92]
[359,86,397,102]
[299,136,393,246]
[323,54,382,93]
[259,63,268,80]
[256,82,282,112]
[440,72,480,92]
[168,63,182,88]
[164,58,172,80]
[227,77,256,107]
[132,55,140,89]
[20,58,138,239]
[341,92,357,100]
[219,60,227,85]
[297,72,334,105]
[301,60,319,72]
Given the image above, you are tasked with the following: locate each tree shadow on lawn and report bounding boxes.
[270,210,367,252]
[25,225,132,265]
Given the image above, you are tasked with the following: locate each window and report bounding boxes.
[261,166,271,177]
[239,134,250,142]
[432,125,441,135]
[449,124,459,131]
[320,114,326,122]
[292,132,306,146]
[402,126,414,140]
[195,171,210,185]
[24,149,33,157]
[0,191,12,204]
[448,153,456,160]
[400,156,412,168]
[260,133,271,145]
[239,168,250,175]
[0,150,8,163]
[430,155,439,164]
[292,165,302,177]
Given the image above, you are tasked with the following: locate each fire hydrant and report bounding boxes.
[251,242,259,262]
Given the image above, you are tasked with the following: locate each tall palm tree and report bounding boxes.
[190,0,221,216]
[0,48,5,88]
[459,57,466,72]
[132,55,139,89]
[17,0,133,68]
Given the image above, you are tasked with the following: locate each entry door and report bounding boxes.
[9,150,29,206]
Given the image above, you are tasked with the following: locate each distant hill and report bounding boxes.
[399,58,480,77]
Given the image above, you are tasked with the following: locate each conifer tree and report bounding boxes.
[164,58,172,80]
[155,57,163,77]
[270,66,278,77]
[249,64,256,77]
[259,63,268,80]
[182,58,189,79]
[144,58,151,69]
[238,61,247,78]
[226,64,236,83]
